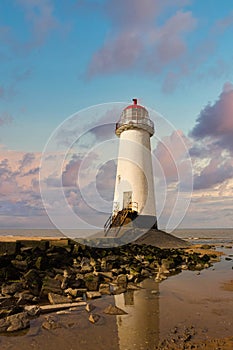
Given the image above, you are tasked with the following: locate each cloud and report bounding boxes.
[87,32,144,76]
[149,11,196,66]
[0,149,44,222]
[96,160,116,201]
[154,130,191,185]
[86,0,196,80]
[19,153,36,171]
[189,82,233,190]
[22,167,40,176]
[16,0,58,48]
[190,82,233,151]
[62,154,83,187]
[193,158,233,190]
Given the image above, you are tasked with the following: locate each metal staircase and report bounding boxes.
[104,202,138,237]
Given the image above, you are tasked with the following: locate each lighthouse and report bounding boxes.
[105,99,157,235]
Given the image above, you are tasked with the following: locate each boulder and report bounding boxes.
[65,288,87,297]
[99,283,111,295]
[35,256,48,270]
[41,276,62,296]
[1,282,24,296]
[84,273,99,291]
[116,274,127,288]
[23,269,42,296]
[85,303,95,312]
[110,284,126,295]
[42,316,61,330]
[24,305,41,317]
[104,304,127,315]
[0,242,17,255]
[0,312,30,332]
[86,291,101,299]
[48,292,71,305]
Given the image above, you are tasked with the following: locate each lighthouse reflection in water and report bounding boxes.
[114,279,159,349]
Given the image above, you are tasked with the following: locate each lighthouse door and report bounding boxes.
[123,191,132,209]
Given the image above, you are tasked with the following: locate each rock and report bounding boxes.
[99,283,111,295]
[35,256,48,270]
[6,312,30,332]
[65,288,87,297]
[151,290,159,295]
[0,305,23,319]
[15,290,38,305]
[64,287,78,297]
[1,282,24,296]
[127,283,141,290]
[98,271,113,281]
[155,272,167,282]
[200,244,212,250]
[81,264,93,274]
[42,316,61,330]
[86,291,101,299]
[41,276,62,296]
[0,242,17,255]
[23,269,41,296]
[104,304,127,315]
[140,268,151,277]
[161,258,175,272]
[74,297,84,302]
[11,259,28,271]
[48,292,71,305]
[112,286,126,295]
[84,273,99,291]
[88,313,100,324]
[195,263,203,270]
[24,305,41,317]
[85,303,95,312]
[116,274,127,288]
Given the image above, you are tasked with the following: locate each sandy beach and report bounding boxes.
[0,232,232,349]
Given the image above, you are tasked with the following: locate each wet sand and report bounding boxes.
[0,244,232,349]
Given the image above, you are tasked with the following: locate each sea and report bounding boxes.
[0,228,233,245]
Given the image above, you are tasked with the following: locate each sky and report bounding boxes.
[0,0,233,231]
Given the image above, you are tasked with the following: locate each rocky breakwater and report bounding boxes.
[0,238,222,333]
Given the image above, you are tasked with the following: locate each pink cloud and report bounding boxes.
[87,31,144,77]
[189,82,233,190]
[155,11,197,64]
[193,158,233,190]
[87,1,196,82]
[154,130,191,184]
[190,82,233,144]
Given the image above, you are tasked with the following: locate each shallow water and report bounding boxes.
[0,231,233,349]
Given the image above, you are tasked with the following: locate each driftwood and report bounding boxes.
[25,302,86,314]
[40,302,86,313]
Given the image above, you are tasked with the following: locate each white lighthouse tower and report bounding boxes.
[105,99,156,235]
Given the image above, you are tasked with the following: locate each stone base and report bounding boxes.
[132,215,157,230]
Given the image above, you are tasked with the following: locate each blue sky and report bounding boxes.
[0,0,233,230]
